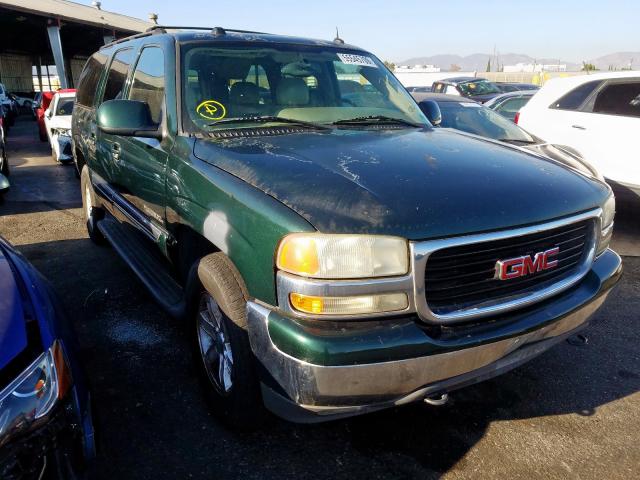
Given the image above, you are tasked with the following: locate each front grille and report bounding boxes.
[424,219,594,316]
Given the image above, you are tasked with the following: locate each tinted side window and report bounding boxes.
[128,47,165,124]
[101,48,135,103]
[550,80,601,110]
[592,81,640,118]
[76,52,108,107]
[496,97,529,114]
[432,83,445,93]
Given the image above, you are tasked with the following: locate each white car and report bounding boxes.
[44,91,75,163]
[517,71,640,196]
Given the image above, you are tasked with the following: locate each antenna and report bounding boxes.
[333,27,344,45]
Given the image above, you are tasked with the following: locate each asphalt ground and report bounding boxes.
[0,117,638,480]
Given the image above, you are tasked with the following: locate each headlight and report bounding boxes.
[0,342,70,446]
[597,194,615,256]
[54,128,71,137]
[277,233,409,279]
[289,292,408,315]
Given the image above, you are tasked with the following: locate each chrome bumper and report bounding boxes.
[247,248,622,422]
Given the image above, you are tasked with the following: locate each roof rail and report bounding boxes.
[145,25,272,35]
[100,30,160,49]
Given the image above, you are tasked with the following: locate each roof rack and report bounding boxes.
[100,30,158,49]
[145,25,271,35]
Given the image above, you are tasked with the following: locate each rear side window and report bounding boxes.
[550,80,601,110]
[496,96,529,114]
[432,83,445,93]
[128,47,165,124]
[76,52,108,107]
[592,81,640,118]
[101,48,135,103]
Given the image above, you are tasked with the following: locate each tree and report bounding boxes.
[581,62,597,72]
[450,64,461,72]
[383,61,396,71]
[486,59,491,72]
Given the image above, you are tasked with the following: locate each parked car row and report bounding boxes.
[517,71,640,196]
[419,71,640,195]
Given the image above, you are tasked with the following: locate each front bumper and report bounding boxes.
[247,249,622,423]
[53,135,73,162]
[0,394,85,480]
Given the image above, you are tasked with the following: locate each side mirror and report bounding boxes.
[97,100,161,139]
[0,173,10,194]
[419,100,442,126]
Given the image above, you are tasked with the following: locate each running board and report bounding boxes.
[98,216,186,318]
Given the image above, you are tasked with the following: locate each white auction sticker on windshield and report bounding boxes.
[460,102,481,107]
[337,53,378,68]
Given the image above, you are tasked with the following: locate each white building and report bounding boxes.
[396,64,441,73]
[504,63,567,73]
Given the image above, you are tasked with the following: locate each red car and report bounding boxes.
[36,89,75,142]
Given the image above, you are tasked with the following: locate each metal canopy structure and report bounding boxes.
[0,0,152,91]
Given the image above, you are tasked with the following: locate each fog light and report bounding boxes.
[289,292,408,315]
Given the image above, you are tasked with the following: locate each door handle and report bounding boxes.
[111,143,121,161]
[571,125,586,130]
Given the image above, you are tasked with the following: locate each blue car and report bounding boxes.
[0,236,95,479]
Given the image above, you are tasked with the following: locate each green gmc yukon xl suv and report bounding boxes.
[72,26,621,426]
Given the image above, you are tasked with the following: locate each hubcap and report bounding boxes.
[197,293,234,394]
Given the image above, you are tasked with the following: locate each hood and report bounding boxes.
[465,93,500,103]
[50,115,72,130]
[193,128,610,240]
[0,244,28,371]
[523,143,605,182]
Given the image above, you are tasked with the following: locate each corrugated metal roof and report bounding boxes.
[0,0,151,32]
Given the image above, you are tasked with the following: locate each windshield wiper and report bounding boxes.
[498,138,537,145]
[207,116,329,130]
[331,115,424,128]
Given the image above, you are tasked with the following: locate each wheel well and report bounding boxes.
[74,147,86,171]
[171,225,220,284]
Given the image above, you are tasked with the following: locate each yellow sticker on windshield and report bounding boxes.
[196,100,227,120]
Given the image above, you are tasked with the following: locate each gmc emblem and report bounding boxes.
[495,247,560,280]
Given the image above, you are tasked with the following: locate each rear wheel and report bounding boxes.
[194,253,265,429]
[80,166,105,244]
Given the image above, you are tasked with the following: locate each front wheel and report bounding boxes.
[80,166,105,244]
[194,253,266,429]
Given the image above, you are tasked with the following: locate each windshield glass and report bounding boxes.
[457,80,501,96]
[181,43,427,132]
[438,101,536,143]
[56,97,75,116]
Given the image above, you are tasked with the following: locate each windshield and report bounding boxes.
[56,98,75,116]
[457,80,501,96]
[181,43,427,132]
[438,101,537,143]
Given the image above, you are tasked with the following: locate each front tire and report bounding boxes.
[195,253,265,429]
[80,166,105,244]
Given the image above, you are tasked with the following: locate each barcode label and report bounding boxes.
[337,53,378,68]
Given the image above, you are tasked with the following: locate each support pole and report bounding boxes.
[47,23,68,89]
[35,56,43,92]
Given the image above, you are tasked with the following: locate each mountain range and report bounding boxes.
[398,52,638,72]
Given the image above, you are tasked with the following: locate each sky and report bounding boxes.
[83,0,639,62]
